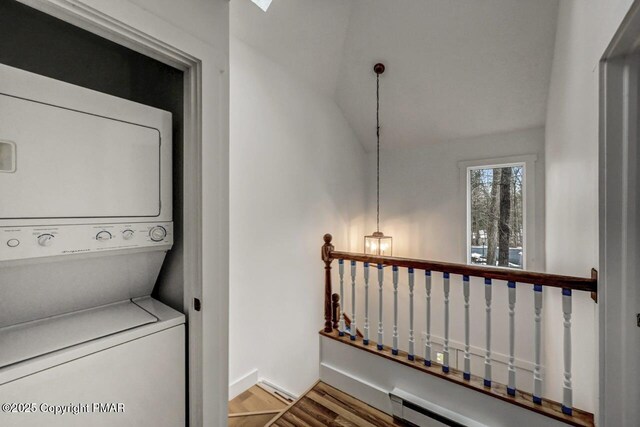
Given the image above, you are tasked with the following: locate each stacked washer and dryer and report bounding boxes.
[0,64,186,426]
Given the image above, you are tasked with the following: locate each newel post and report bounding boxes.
[322,234,335,333]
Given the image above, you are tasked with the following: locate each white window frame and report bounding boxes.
[459,155,538,270]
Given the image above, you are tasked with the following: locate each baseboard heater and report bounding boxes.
[389,388,488,427]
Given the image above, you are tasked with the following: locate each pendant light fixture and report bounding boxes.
[364,63,393,256]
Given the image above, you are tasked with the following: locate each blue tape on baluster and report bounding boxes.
[408,354,414,361]
[442,366,449,373]
[338,259,344,264]
[351,260,356,266]
[534,284,543,292]
[508,281,516,288]
[392,349,398,355]
[424,360,431,367]
[392,265,398,272]
[463,372,471,381]
[338,331,344,337]
[463,275,470,281]
[533,396,542,404]
[562,288,572,296]
[409,267,414,274]
[507,387,516,396]
[377,344,383,351]
[562,405,572,416]
[426,270,431,276]
[350,335,356,341]
[363,339,369,346]
[443,272,450,279]
[484,278,492,285]
[378,263,383,270]
[484,379,491,387]
[364,262,369,268]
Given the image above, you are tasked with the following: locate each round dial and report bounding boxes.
[96,231,112,242]
[37,234,54,247]
[149,226,167,242]
[122,230,134,240]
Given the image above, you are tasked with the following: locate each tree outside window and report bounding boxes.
[469,165,524,269]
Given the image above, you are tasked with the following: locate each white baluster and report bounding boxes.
[377,264,384,350]
[425,271,432,366]
[533,284,543,404]
[562,288,573,415]
[408,268,415,360]
[350,260,357,341]
[463,275,471,380]
[507,281,517,396]
[443,272,450,373]
[338,259,345,336]
[363,263,370,345]
[484,278,492,387]
[392,266,399,355]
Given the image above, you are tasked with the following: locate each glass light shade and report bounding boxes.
[364,231,393,256]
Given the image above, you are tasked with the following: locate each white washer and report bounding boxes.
[0,297,185,427]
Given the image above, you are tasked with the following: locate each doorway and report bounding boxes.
[600,2,640,424]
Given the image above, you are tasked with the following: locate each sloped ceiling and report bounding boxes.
[231,0,559,151]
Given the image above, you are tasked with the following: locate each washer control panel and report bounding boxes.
[0,222,173,262]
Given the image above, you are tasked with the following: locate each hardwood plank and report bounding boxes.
[272,417,297,427]
[314,383,399,427]
[266,380,321,427]
[294,398,338,425]
[229,385,289,414]
[320,329,595,427]
[228,409,282,418]
[228,413,279,427]
[306,390,382,427]
[288,404,334,427]
[269,381,403,427]
[280,411,314,427]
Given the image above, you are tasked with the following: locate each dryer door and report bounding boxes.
[0,93,161,219]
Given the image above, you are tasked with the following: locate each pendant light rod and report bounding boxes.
[374,63,385,234]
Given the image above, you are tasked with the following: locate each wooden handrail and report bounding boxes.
[321,233,597,335]
[329,250,597,293]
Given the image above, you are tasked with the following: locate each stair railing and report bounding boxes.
[321,233,597,418]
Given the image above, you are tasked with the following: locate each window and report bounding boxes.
[467,164,525,269]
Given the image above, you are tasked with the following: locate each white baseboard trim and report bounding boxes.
[229,369,259,400]
[320,336,566,427]
[259,377,298,400]
[320,362,392,414]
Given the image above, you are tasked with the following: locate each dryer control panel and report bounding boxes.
[0,222,173,262]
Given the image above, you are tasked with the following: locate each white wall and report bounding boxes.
[229,38,367,396]
[365,127,545,265]
[545,0,634,418]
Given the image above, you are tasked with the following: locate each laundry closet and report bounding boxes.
[0,2,190,426]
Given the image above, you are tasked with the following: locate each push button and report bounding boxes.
[7,239,20,248]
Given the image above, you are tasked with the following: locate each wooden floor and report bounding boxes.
[267,381,406,427]
[229,384,292,427]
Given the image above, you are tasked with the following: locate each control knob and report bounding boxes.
[37,234,54,247]
[96,231,112,242]
[122,230,134,240]
[149,226,167,242]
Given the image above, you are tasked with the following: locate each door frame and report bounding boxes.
[13,1,230,426]
[600,1,640,425]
